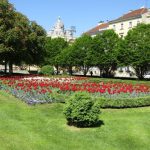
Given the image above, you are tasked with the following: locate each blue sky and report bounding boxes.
[9,0,149,37]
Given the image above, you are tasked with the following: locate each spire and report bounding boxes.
[55,16,64,29]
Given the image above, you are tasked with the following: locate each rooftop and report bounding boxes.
[109,8,148,24]
[85,8,149,35]
[85,23,109,35]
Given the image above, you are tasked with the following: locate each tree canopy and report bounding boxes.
[44,37,68,74]
[0,0,46,73]
[90,30,119,77]
[117,24,150,79]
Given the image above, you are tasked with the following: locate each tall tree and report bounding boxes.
[58,45,76,75]
[117,24,150,79]
[45,37,68,74]
[26,21,46,65]
[97,30,119,77]
[89,34,105,77]
[71,34,93,76]
[0,0,15,73]
[0,0,46,74]
[5,12,31,73]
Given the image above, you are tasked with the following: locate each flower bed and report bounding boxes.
[0,75,150,107]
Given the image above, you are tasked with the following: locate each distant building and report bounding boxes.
[86,7,150,38]
[47,17,76,42]
[109,7,150,37]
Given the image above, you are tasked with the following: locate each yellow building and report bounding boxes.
[86,7,150,37]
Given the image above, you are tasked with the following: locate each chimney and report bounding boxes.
[98,21,104,25]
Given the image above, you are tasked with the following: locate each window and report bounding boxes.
[120,23,124,30]
[137,21,140,25]
[119,67,123,73]
[146,12,150,18]
[129,22,132,28]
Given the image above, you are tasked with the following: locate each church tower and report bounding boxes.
[47,17,76,42]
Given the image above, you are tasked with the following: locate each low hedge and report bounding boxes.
[98,96,150,108]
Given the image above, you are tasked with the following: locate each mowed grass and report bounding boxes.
[88,77,150,85]
[0,91,150,150]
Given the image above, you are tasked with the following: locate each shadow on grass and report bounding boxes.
[67,120,104,128]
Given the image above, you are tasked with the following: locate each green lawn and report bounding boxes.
[0,91,150,150]
[88,77,150,85]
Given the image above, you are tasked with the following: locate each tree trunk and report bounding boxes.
[83,69,86,76]
[56,65,59,75]
[4,61,7,74]
[28,65,30,72]
[9,61,13,74]
[98,66,102,77]
[135,66,144,80]
[103,68,109,78]
[83,65,90,77]
[68,66,72,75]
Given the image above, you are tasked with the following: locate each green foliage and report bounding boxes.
[60,30,119,77]
[44,37,68,74]
[93,30,119,77]
[64,92,101,127]
[50,88,68,103]
[40,65,54,75]
[98,96,150,108]
[70,34,93,76]
[26,21,46,65]
[0,0,46,73]
[117,24,150,79]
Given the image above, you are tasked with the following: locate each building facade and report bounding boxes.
[86,7,150,38]
[47,17,76,42]
[109,7,150,37]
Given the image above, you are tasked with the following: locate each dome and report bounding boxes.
[55,17,64,29]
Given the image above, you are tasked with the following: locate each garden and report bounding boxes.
[0,1,150,149]
[0,75,150,150]
[0,75,149,108]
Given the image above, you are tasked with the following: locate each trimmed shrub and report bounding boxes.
[98,96,150,108]
[39,65,54,75]
[64,92,101,127]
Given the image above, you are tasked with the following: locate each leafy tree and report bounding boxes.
[45,37,68,74]
[26,21,46,65]
[71,34,93,76]
[0,0,15,73]
[0,0,46,74]
[89,34,105,76]
[58,45,75,75]
[100,30,119,77]
[90,30,119,77]
[5,12,31,73]
[118,24,150,79]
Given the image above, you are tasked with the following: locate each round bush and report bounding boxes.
[40,65,54,75]
[64,92,101,127]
